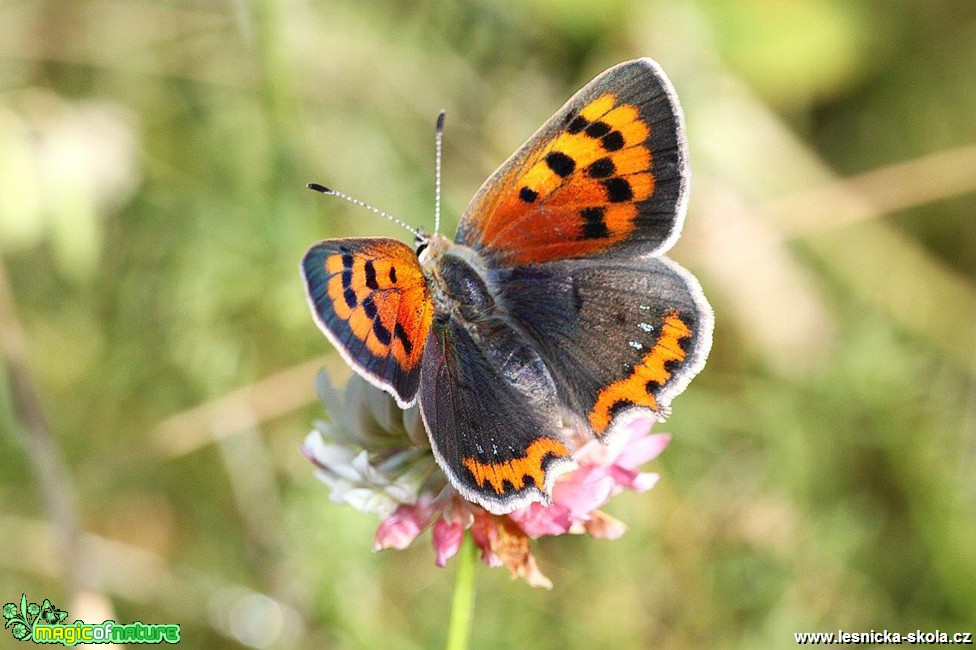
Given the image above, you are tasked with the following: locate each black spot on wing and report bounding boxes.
[601,131,625,151]
[372,319,392,346]
[587,157,615,178]
[545,151,576,178]
[585,121,611,138]
[362,295,377,319]
[519,187,538,203]
[394,323,413,355]
[580,207,609,239]
[364,260,379,290]
[608,399,633,421]
[566,115,589,134]
[603,177,633,203]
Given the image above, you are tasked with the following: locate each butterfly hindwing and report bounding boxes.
[497,255,713,439]
[419,310,574,513]
[456,58,688,266]
[302,238,434,406]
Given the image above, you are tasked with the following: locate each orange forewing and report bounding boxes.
[469,93,655,266]
[320,240,432,372]
[303,238,434,403]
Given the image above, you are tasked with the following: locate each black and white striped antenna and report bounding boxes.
[434,110,445,236]
[307,110,448,242]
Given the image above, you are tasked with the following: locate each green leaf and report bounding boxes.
[18,595,26,622]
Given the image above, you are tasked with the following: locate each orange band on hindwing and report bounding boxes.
[462,438,570,495]
[589,310,692,435]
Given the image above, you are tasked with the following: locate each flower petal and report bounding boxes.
[341,487,399,517]
[302,434,363,482]
[374,502,433,551]
[615,433,670,469]
[552,466,616,516]
[508,502,572,538]
[432,517,465,567]
[630,471,660,493]
[492,519,553,589]
[469,513,502,567]
[583,510,628,539]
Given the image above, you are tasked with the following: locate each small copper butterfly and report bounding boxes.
[302,59,713,514]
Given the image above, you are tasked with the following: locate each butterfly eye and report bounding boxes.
[415,242,429,256]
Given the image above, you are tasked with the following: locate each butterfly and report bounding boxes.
[302,58,713,515]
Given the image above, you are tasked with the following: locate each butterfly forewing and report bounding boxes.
[302,238,433,406]
[456,58,688,266]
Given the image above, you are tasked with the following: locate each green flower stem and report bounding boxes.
[446,532,478,650]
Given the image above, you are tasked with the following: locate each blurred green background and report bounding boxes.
[2,0,975,647]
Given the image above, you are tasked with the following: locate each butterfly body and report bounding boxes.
[303,59,713,514]
[421,235,495,322]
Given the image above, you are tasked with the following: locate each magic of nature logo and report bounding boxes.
[3,594,180,645]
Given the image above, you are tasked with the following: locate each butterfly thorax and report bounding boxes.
[419,235,497,323]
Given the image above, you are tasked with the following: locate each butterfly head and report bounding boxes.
[416,232,453,266]
[413,227,430,257]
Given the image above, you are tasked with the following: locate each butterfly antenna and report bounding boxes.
[434,110,445,236]
[306,183,423,240]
